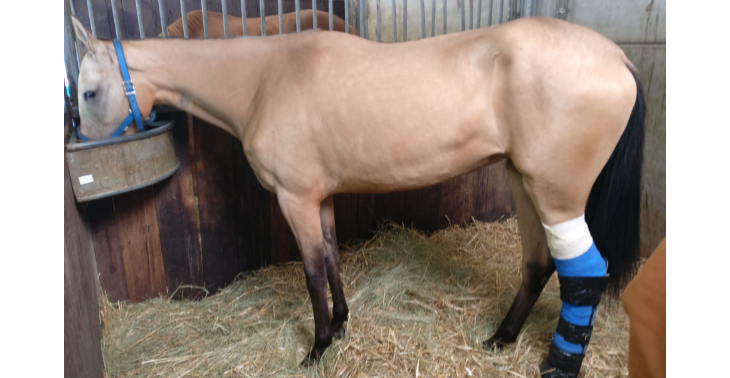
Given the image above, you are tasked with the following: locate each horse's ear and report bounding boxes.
[71,16,99,56]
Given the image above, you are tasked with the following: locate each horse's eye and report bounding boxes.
[83,91,97,101]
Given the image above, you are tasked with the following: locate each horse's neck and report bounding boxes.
[126,38,274,138]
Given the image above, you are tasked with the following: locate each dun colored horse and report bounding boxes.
[71,15,644,376]
[163,9,358,38]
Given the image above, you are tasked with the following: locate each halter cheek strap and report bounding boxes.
[113,39,145,135]
[75,39,156,141]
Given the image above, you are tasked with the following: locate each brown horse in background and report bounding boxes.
[163,9,358,38]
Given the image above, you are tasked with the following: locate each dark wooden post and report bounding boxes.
[64,114,104,377]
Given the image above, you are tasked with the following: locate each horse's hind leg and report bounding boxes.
[320,196,349,339]
[484,160,555,350]
[517,163,613,378]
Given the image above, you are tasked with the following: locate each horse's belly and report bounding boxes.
[331,120,504,194]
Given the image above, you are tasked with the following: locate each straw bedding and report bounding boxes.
[101,217,630,377]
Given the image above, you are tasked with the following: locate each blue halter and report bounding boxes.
[76,39,156,141]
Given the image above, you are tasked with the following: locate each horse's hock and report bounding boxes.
[65,121,179,202]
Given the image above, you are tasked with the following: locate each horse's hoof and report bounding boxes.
[299,353,319,367]
[482,337,508,352]
[332,324,346,339]
[300,347,325,367]
[539,360,578,378]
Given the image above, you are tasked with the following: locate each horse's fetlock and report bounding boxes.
[315,329,333,347]
[333,304,349,321]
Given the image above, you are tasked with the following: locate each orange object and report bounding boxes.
[621,238,666,378]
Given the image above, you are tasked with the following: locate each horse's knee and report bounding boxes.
[305,272,327,292]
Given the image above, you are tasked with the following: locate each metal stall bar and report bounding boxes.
[488,0,493,26]
[499,0,504,24]
[344,0,349,33]
[260,0,266,36]
[65,0,80,88]
[520,0,526,18]
[279,0,284,34]
[392,0,396,42]
[461,0,465,31]
[241,0,248,36]
[376,0,381,42]
[70,0,76,15]
[312,1,317,29]
[442,0,447,35]
[158,0,168,37]
[329,0,333,30]
[420,0,425,38]
[431,0,435,37]
[181,0,189,38]
[296,0,301,32]
[223,0,230,37]
[469,0,473,29]
[135,0,145,38]
[531,0,538,16]
[202,0,209,39]
[403,0,407,41]
[85,0,97,37]
[477,0,482,28]
[359,0,365,38]
[110,0,123,39]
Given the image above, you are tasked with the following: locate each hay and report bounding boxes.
[101,217,630,377]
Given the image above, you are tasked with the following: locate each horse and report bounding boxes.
[71,15,644,377]
[162,9,358,38]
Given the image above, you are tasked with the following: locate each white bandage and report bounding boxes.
[542,214,594,260]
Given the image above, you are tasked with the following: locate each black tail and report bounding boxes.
[585,64,646,298]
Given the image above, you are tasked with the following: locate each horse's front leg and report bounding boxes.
[277,191,333,366]
[320,196,349,339]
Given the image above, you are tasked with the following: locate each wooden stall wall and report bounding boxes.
[65,119,104,378]
[71,0,514,302]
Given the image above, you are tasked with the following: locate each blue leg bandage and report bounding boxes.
[552,243,606,354]
[541,215,609,377]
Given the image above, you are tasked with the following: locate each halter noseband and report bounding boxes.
[76,39,156,141]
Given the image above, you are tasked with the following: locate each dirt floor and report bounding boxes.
[101,217,630,377]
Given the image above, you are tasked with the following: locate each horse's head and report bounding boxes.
[71,17,155,140]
